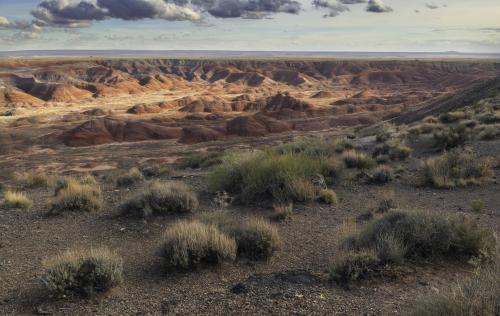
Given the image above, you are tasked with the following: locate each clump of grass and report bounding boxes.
[476,124,500,140]
[410,265,500,316]
[342,150,375,169]
[139,164,171,177]
[370,166,394,184]
[373,142,412,161]
[320,157,344,184]
[116,167,144,187]
[181,151,225,169]
[209,151,324,204]
[329,251,381,286]
[42,247,123,297]
[439,111,467,123]
[50,182,102,214]
[433,125,470,150]
[160,220,236,269]
[318,189,338,205]
[232,218,281,260]
[334,139,354,154]
[271,203,293,221]
[120,181,198,218]
[14,171,52,189]
[469,198,484,213]
[198,212,281,260]
[54,174,98,196]
[424,149,494,188]
[376,191,397,213]
[3,190,33,209]
[276,137,336,157]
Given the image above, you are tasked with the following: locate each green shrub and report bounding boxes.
[329,251,381,286]
[276,137,335,158]
[160,220,236,269]
[342,151,376,169]
[370,166,394,184]
[410,265,500,316]
[433,125,470,150]
[120,181,198,218]
[439,111,467,123]
[116,167,144,187]
[42,247,123,297]
[3,190,33,209]
[334,139,354,154]
[318,189,338,205]
[139,164,172,177]
[424,149,493,188]
[181,151,224,169]
[233,218,281,261]
[50,182,102,214]
[209,151,323,204]
[476,124,500,140]
[373,143,412,161]
[14,171,51,189]
[469,198,484,213]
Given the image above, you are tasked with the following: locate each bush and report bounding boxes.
[116,167,144,187]
[424,149,493,188]
[433,125,470,150]
[120,181,198,218]
[329,251,381,286]
[209,151,323,204]
[370,166,394,184]
[14,171,51,189]
[3,190,33,209]
[318,189,338,205]
[355,210,496,261]
[233,218,281,261]
[439,111,467,123]
[139,164,171,177]
[42,247,123,297]
[160,220,236,269]
[271,203,293,221]
[276,137,336,158]
[476,124,500,140]
[342,151,375,169]
[373,143,412,161]
[181,151,224,169]
[334,139,354,154]
[50,182,102,214]
[320,157,344,184]
[469,198,484,213]
[410,265,500,316]
[376,191,397,213]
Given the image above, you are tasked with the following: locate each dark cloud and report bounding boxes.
[313,0,367,18]
[366,0,393,13]
[425,3,440,9]
[338,0,366,4]
[198,0,301,18]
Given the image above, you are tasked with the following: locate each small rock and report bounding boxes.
[231,283,250,294]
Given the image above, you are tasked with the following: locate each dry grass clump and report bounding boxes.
[120,181,198,218]
[271,203,293,221]
[50,182,103,214]
[424,149,494,188]
[373,142,412,161]
[410,265,500,316]
[42,247,123,297]
[318,189,338,205]
[370,166,394,184]
[14,171,52,189]
[476,124,500,140]
[181,151,225,169]
[439,111,467,123]
[469,198,484,213]
[331,210,497,286]
[342,150,376,170]
[116,167,144,187]
[3,190,33,209]
[329,251,381,286]
[160,220,237,269]
[54,174,98,196]
[377,191,397,213]
[198,212,281,261]
[433,125,470,150]
[139,164,171,177]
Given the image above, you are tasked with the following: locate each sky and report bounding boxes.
[0,0,499,53]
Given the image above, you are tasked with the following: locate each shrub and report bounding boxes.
[3,190,33,209]
[320,157,344,183]
[116,167,144,187]
[370,166,394,184]
[476,124,500,140]
[14,171,51,189]
[423,116,439,124]
[389,144,412,161]
[410,266,500,316]
[139,164,172,177]
[209,151,323,204]
[334,139,354,154]
[355,210,496,261]
[469,198,484,213]
[160,221,236,269]
[50,182,102,214]
[181,151,224,169]
[318,189,338,205]
[376,191,397,213]
[271,203,293,221]
[120,181,198,218]
[439,111,467,123]
[424,149,493,188]
[42,247,123,297]
[233,218,281,261]
[342,151,375,169]
[433,125,470,150]
[329,251,381,286]
[276,137,335,158]
[54,175,98,196]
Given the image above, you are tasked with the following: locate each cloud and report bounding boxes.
[198,0,301,18]
[0,16,10,28]
[366,0,392,13]
[425,3,439,10]
[313,0,349,17]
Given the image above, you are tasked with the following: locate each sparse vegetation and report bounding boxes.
[42,247,123,297]
[160,220,237,269]
[181,151,225,169]
[14,171,52,189]
[50,182,103,214]
[373,142,412,161]
[440,111,467,123]
[120,181,198,217]
[271,203,293,221]
[424,149,494,188]
[329,251,381,286]
[342,150,376,169]
[139,164,172,177]
[469,198,484,213]
[3,190,33,209]
[377,191,397,213]
[370,165,394,184]
[116,167,144,187]
[318,189,338,205]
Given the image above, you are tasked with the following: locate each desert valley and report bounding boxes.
[0,57,499,315]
